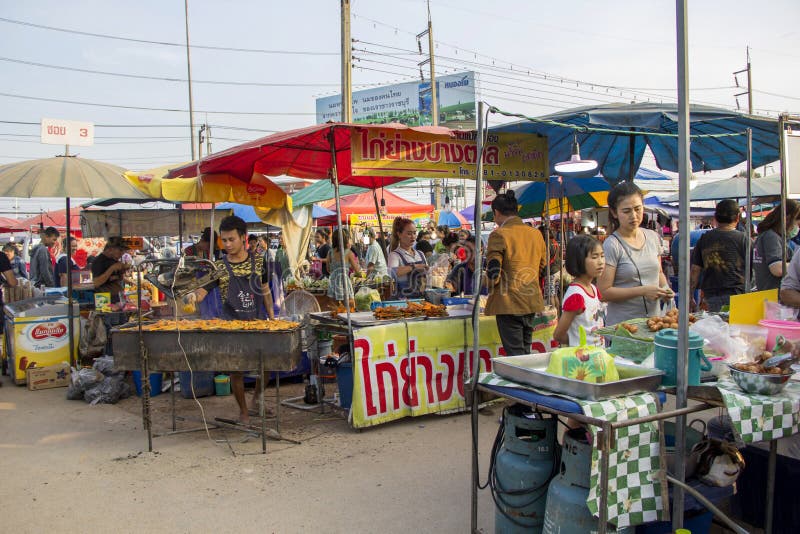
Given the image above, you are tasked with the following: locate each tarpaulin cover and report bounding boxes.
[317,189,433,225]
[492,102,780,181]
[166,123,455,189]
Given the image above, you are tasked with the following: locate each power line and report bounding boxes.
[0,55,384,88]
[753,89,800,102]
[0,91,317,116]
[0,16,339,56]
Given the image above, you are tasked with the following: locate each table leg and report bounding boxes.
[259,355,266,454]
[275,372,280,434]
[765,439,777,534]
[171,372,176,432]
[597,420,611,534]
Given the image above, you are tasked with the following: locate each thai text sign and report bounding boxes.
[349,315,556,428]
[40,118,94,146]
[351,129,548,181]
[349,212,430,229]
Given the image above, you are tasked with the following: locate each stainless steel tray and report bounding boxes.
[492,353,664,401]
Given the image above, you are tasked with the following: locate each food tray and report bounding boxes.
[595,318,656,341]
[492,352,665,401]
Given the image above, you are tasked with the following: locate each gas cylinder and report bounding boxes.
[493,406,558,534]
[542,428,632,534]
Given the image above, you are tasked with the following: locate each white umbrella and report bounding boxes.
[0,155,149,366]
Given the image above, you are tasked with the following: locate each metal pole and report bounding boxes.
[780,115,788,272]
[372,189,389,263]
[470,100,484,534]
[340,0,352,123]
[747,46,753,115]
[65,198,75,367]
[184,0,196,160]
[545,179,551,307]
[426,0,443,209]
[745,128,752,292]
[328,127,355,371]
[673,0,691,529]
[765,439,777,533]
[628,133,636,182]
[178,204,184,258]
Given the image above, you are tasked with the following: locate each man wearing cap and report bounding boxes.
[91,236,130,304]
[184,227,220,260]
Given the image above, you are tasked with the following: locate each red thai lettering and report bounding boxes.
[436,353,456,400]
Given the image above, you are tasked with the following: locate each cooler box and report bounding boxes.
[179,371,215,398]
[5,297,80,385]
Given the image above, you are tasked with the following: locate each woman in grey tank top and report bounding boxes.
[598,182,673,326]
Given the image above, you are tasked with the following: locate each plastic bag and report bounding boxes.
[691,315,748,359]
[92,355,121,377]
[546,328,619,383]
[66,367,104,401]
[354,286,381,311]
[84,375,131,405]
[764,300,796,321]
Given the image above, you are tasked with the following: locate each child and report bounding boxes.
[553,235,606,347]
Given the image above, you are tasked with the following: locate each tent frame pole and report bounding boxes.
[65,198,75,368]
[545,180,551,307]
[745,128,752,292]
[673,0,691,529]
[469,101,485,534]
[372,189,389,262]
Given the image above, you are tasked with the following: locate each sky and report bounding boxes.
[0,0,798,216]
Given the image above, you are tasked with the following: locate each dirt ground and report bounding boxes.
[0,374,500,533]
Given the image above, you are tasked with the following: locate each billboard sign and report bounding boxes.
[351,129,549,181]
[786,123,800,198]
[40,118,94,146]
[316,71,477,128]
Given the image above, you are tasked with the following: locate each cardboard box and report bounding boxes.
[26,363,71,390]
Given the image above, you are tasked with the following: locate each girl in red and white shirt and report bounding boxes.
[554,235,606,347]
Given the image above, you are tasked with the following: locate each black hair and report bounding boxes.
[565,234,602,278]
[200,226,217,243]
[42,226,60,238]
[219,215,247,237]
[331,227,350,249]
[415,240,433,254]
[315,228,330,240]
[248,234,258,243]
[758,200,800,235]
[714,199,740,224]
[417,230,430,242]
[490,190,518,216]
[607,182,644,231]
[62,236,76,248]
[442,232,460,248]
[2,242,17,252]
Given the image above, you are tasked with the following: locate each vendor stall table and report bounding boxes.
[112,325,303,453]
[309,311,557,429]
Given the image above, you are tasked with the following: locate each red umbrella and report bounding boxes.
[0,216,22,232]
[166,122,454,189]
[316,189,433,225]
[14,208,83,235]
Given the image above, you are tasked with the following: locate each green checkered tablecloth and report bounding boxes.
[716,379,800,444]
[479,373,668,528]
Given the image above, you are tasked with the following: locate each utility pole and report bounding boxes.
[205,123,212,155]
[341,0,353,123]
[418,0,441,208]
[184,0,196,159]
[198,124,206,160]
[733,46,753,114]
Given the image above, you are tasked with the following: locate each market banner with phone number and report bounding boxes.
[350,313,556,428]
[351,129,549,181]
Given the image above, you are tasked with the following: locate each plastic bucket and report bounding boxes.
[214,374,231,396]
[654,329,711,387]
[758,320,800,350]
[179,371,215,398]
[132,371,163,397]
[336,363,353,409]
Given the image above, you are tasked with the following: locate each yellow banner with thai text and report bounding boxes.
[349,314,556,428]
[350,129,549,181]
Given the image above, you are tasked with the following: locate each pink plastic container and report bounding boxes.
[758,320,800,350]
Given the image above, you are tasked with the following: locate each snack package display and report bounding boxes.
[546,328,619,383]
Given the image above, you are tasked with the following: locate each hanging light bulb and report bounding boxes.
[554,132,598,175]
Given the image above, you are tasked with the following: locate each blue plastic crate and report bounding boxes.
[441,297,471,306]
[370,299,424,310]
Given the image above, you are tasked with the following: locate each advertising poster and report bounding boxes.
[316,72,477,129]
[349,315,556,428]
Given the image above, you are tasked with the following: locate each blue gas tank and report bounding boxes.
[494,406,558,534]
[543,428,633,534]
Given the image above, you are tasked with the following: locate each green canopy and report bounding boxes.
[291,178,422,207]
[291,180,366,207]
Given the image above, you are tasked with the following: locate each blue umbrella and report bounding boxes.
[512,176,611,218]
[491,102,780,181]
[312,204,335,219]
[437,209,469,229]
[460,204,490,222]
[216,202,261,223]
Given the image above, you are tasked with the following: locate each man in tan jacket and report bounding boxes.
[485,190,547,355]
